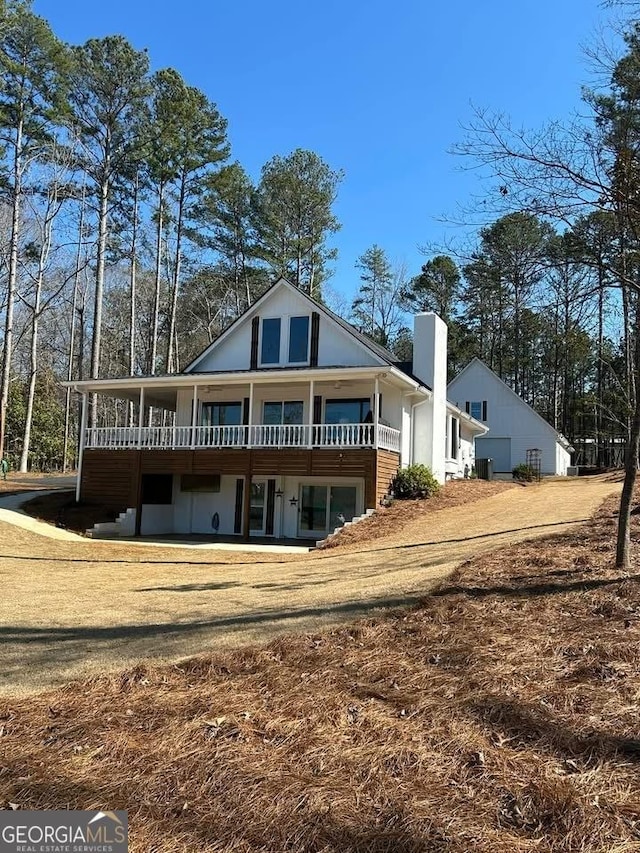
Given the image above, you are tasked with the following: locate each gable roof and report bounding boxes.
[448,357,573,450]
[185,276,398,373]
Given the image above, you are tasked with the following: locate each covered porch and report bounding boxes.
[73,366,415,459]
[84,422,401,452]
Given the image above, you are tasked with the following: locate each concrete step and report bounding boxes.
[315,507,378,549]
[87,508,136,539]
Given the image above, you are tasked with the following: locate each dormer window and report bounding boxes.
[288,316,310,363]
[260,318,281,364]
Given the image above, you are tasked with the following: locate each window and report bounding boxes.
[250,481,266,532]
[325,398,371,424]
[141,474,173,505]
[201,402,242,426]
[261,318,281,364]
[263,401,304,425]
[449,416,459,459]
[288,315,310,362]
[467,401,487,421]
[180,474,221,492]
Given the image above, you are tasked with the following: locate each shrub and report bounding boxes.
[513,463,537,482]
[392,464,440,499]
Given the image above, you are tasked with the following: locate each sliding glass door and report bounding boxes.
[298,484,358,537]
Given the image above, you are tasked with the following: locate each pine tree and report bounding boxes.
[0,0,67,458]
[66,35,149,424]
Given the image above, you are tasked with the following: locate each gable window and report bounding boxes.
[325,398,371,424]
[263,401,304,425]
[201,402,242,426]
[261,318,281,364]
[288,315,310,363]
[467,401,487,422]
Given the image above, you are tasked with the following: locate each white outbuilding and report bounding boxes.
[448,357,574,477]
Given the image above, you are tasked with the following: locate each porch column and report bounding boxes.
[374,377,380,449]
[137,386,145,449]
[191,384,198,449]
[247,382,254,447]
[307,379,314,448]
[75,391,88,503]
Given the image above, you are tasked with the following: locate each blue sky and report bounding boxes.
[35,0,610,304]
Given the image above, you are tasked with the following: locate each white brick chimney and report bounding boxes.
[411,313,447,483]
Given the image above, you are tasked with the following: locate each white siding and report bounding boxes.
[445,413,477,478]
[173,474,191,534]
[176,388,194,427]
[556,442,571,476]
[189,475,239,535]
[448,360,568,475]
[412,314,447,482]
[400,397,412,466]
[140,504,174,535]
[192,283,382,373]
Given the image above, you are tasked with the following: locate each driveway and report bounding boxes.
[0,475,622,696]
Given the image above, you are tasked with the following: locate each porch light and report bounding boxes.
[275,489,284,498]
[289,496,298,506]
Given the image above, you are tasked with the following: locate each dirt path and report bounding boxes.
[0,475,622,696]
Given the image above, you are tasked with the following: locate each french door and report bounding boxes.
[249,479,277,536]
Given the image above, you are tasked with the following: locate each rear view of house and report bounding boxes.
[448,358,573,476]
[68,278,486,540]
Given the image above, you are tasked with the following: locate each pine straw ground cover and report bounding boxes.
[1,493,640,851]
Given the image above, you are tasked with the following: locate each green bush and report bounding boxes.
[392,464,440,499]
[513,463,537,482]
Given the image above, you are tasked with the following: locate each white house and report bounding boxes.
[447,357,573,477]
[67,278,487,540]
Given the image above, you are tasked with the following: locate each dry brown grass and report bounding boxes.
[0,477,619,695]
[0,471,75,495]
[320,478,516,549]
[1,485,639,851]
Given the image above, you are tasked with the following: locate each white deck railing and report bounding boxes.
[85,423,401,453]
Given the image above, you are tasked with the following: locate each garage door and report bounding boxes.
[475,437,512,473]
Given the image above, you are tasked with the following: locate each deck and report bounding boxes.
[85,423,402,453]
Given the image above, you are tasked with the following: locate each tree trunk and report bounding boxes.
[20,289,40,473]
[90,173,110,429]
[0,114,23,461]
[63,185,86,473]
[128,170,139,426]
[596,260,605,467]
[616,294,640,570]
[166,174,186,373]
[20,204,55,472]
[150,183,164,376]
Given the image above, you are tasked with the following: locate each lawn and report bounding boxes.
[1,485,638,851]
[0,477,619,695]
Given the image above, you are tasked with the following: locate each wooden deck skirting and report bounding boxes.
[80,448,401,512]
[376,449,401,505]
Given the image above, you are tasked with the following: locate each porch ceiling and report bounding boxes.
[92,387,178,412]
[67,365,429,401]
